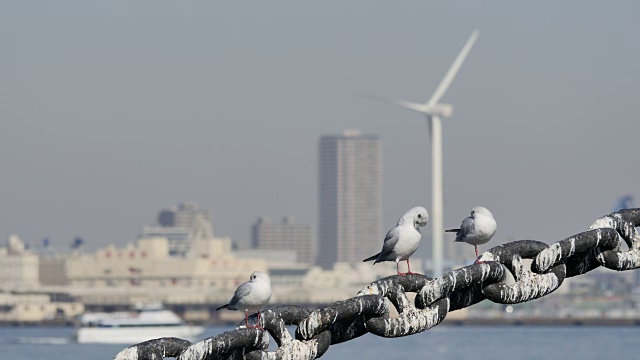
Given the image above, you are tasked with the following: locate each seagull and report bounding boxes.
[363,206,429,276]
[216,271,272,330]
[446,206,497,261]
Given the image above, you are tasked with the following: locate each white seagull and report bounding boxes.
[216,271,272,330]
[363,206,429,276]
[446,206,497,261]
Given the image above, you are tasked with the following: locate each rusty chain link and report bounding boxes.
[114,208,640,360]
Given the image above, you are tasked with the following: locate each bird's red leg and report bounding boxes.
[256,311,264,331]
[397,261,407,277]
[245,310,251,328]
[406,259,416,275]
[474,246,484,264]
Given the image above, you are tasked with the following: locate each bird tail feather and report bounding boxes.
[363,253,380,263]
[216,304,229,311]
[446,228,462,242]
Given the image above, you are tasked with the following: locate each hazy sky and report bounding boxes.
[1,1,638,254]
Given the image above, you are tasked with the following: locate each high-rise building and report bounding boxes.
[157,202,211,229]
[317,130,382,269]
[140,202,217,257]
[251,216,315,264]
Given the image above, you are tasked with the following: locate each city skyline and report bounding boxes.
[1,1,639,252]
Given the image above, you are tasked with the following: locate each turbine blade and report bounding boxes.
[426,30,479,107]
[359,93,424,113]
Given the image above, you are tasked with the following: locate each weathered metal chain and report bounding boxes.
[114,209,640,360]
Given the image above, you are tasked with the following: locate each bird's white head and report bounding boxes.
[250,271,271,285]
[398,206,429,228]
[471,206,494,219]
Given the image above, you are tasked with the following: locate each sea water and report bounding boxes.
[0,325,637,360]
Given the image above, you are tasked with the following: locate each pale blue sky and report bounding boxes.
[1,1,638,253]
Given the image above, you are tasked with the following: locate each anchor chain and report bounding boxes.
[114,209,640,360]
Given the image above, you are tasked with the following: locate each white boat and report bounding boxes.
[76,303,205,344]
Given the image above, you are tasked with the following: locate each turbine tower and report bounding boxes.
[364,31,479,276]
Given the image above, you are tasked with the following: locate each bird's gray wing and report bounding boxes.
[228,282,252,308]
[455,216,475,242]
[379,227,401,258]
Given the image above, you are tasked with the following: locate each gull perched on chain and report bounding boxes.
[363,206,429,276]
[216,271,272,330]
[447,206,497,261]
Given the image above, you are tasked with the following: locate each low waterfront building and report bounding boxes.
[0,292,83,323]
[64,237,267,290]
[0,234,40,290]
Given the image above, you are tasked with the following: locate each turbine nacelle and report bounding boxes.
[422,103,453,118]
[360,96,453,118]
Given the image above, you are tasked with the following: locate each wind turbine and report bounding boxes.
[364,31,479,276]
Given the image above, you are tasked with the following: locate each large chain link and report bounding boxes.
[114,209,640,360]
